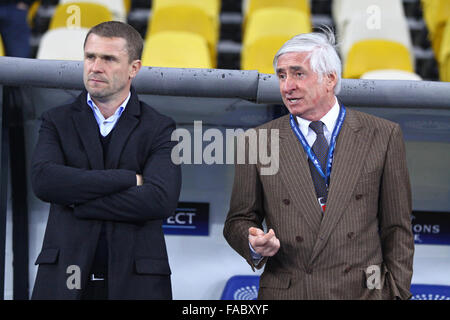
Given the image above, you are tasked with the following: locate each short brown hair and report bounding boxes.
[84,21,143,62]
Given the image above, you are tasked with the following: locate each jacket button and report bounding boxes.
[295,236,303,242]
[347,232,354,239]
[283,199,290,205]
[306,267,313,274]
[355,194,363,200]
[344,266,352,273]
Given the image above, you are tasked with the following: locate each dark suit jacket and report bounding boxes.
[224,107,414,300]
[31,88,181,299]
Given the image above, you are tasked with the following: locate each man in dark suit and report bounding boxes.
[31,21,181,299]
[223,30,414,299]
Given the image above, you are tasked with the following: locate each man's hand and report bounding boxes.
[248,227,280,257]
[136,174,143,186]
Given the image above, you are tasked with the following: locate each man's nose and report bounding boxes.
[90,58,103,72]
[283,77,296,93]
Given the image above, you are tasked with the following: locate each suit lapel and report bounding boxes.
[71,92,104,170]
[278,116,322,235]
[308,108,374,264]
[104,89,140,169]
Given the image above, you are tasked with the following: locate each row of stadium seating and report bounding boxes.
[35,0,219,68]
[1,0,449,82]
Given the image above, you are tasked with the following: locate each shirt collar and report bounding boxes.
[296,97,340,136]
[86,92,131,120]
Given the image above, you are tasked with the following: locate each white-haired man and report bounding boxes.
[224,30,414,299]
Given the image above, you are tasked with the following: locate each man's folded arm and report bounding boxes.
[31,111,137,206]
[73,120,182,223]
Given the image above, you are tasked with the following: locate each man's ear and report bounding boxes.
[326,72,338,92]
[129,60,142,79]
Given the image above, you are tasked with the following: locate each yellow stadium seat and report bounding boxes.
[123,0,131,13]
[343,39,414,79]
[152,0,220,20]
[0,36,4,56]
[243,37,296,73]
[147,4,219,67]
[243,0,310,29]
[421,0,450,60]
[27,1,41,28]
[59,0,127,22]
[142,31,212,68]
[339,14,414,66]
[49,2,113,30]
[241,8,311,74]
[439,17,450,81]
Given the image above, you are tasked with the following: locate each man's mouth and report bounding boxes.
[88,76,107,83]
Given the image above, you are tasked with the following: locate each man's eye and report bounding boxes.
[278,74,286,79]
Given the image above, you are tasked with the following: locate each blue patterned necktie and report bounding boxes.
[308,121,329,204]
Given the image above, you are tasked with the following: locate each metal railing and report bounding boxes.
[0,57,449,109]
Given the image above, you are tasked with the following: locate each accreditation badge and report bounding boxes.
[318,197,327,212]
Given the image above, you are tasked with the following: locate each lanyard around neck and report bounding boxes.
[289,106,346,186]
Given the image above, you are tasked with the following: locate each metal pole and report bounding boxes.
[0,57,450,109]
[254,73,450,109]
[0,86,8,300]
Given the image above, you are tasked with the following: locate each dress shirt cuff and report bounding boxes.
[248,241,263,265]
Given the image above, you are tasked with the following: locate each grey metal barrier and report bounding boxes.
[0,57,450,109]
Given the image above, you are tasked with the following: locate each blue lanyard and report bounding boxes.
[289,106,346,186]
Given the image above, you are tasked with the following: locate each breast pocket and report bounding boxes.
[354,170,381,195]
[35,248,60,265]
[351,170,382,223]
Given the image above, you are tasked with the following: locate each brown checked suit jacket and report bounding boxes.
[223,107,414,300]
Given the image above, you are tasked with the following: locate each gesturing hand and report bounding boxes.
[248,227,280,257]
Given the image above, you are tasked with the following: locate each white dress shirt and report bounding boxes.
[295,97,340,147]
[87,92,131,137]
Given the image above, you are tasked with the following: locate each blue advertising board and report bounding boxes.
[163,202,210,236]
[412,211,450,245]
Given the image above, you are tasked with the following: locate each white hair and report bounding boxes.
[273,28,342,94]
